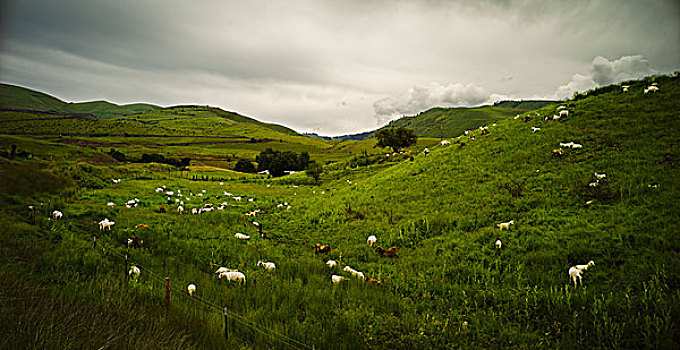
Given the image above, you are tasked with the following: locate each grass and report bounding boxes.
[0,73,679,348]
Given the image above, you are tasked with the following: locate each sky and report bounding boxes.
[1,0,678,136]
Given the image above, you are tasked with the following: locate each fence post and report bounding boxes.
[125,253,129,282]
[165,277,170,307]
[224,307,229,340]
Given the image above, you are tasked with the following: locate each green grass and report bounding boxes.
[0,73,679,348]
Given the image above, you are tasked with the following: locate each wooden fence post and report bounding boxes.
[165,277,170,307]
[224,307,229,340]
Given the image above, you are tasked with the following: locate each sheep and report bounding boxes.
[571,143,582,149]
[155,187,164,193]
[106,202,116,207]
[315,243,331,254]
[99,218,115,231]
[215,267,238,275]
[187,283,196,296]
[178,206,184,215]
[375,246,399,258]
[553,148,564,156]
[559,142,574,148]
[367,235,377,247]
[440,140,451,145]
[234,196,242,201]
[588,180,600,187]
[621,85,630,92]
[644,86,659,94]
[218,271,246,283]
[557,105,566,110]
[112,178,122,184]
[51,210,63,220]
[129,265,140,279]
[127,235,143,249]
[326,260,337,268]
[559,110,569,118]
[257,260,276,271]
[331,275,345,284]
[234,233,250,240]
[365,276,381,286]
[530,127,541,133]
[423,148,430,156]
[191,208,198,215]
[569,260,595,287]
[495,239,502,249]
[552,114,560,121]
[343,265,365,279]
[497,220,514,231]
[594,173,606,179]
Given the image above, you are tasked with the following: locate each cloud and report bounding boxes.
[373,82,493,124]
[554,55,657,99]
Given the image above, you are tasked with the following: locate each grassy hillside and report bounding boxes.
[0,83,159,118]
[0,74,678,348]
[378,104,545,138]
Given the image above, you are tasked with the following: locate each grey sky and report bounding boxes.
[1,0,678,135]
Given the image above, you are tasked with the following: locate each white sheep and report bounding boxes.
[177,206,184,215]
[571,143,582,149]
[495,239,502,249]
[98,218,115,231]
[326,260,338,268]
[569,260,595,287]
[234,196,242,201]
[155,187,164,193]
[440,140,451,146]
[497,220,514,231]
[218,271,246,283]
[594,173,606,179]
[257,260,276,271]
[331,275,345,284]
[191,208,198,215]
[129,265,140,279]
[215,267,238,275]
[559,110,569,117]
[621,85,630,92]
[559,142,575,148]
[106,202,116,207]
[553,114,560,121]
[644,86,659,94]
[557,105,566,110]
[51,210,63,220]
[367,235,377,247]
[531,127,541,133]
[343,266,365,279]
[234,233,250,240]
[589,180,600,187]
[187,283,196,296]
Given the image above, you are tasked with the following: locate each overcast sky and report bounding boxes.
[1,0,678,135]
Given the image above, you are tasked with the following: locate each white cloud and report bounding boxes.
[554,55,657,99]
[373,83,494,124]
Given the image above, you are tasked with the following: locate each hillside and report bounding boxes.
[0,83,160,118]
[0,74,678,348]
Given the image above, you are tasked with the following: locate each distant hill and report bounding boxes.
[0,83,160,119]
[304,131,373,141]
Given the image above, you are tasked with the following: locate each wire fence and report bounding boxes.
[102,242,313,350]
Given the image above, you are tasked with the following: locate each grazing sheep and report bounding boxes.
[552,114,560,121]
[315,243,331,254]
[257,260,276,271]
[191,208,198,215]
[187,283,196,296]
[155,187,164,193]
[440,140,451,145]
[365,276,381,286]
[343,266,365,279]
[559,142,574,148]
[588,180,600,187]
[495,239,502,249]
[530,127,541,133]
[51,210,63,220]
[557,105,566,110]
[127,235,143,249]
[367,235,377,247]
[98,218,115,231]
[559,110,569,118]
[218,271,246,283]
[331,275,345,284]
[129,265,140,279]
[234,233,250,240]
[106,202,116,207]
[621,85,630,92]
[326,260,337,268]
[571,143,582,149]
[594,173,606,179]
[178,205,184,215]
[497,220,514,231]
[215,267,238,275]
[423,148,430,156]
[375,246,399,258]
[569,260,595,287]
[234,196,242,201]
[644,86,659,94]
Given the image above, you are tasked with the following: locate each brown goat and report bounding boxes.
[375,245,399,258]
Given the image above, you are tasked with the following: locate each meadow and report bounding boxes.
[0,74,679,349]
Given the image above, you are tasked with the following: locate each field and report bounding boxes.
[0,74,679,349]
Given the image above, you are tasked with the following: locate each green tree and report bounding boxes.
[306,162,323,183]
[375,127,417,152]
[234,158,256,173]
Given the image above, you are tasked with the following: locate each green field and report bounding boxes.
[0,74,679,349]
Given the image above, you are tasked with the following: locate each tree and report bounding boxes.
[234,158,256,173]
[375,127,417,152]
[306,162,323,183]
